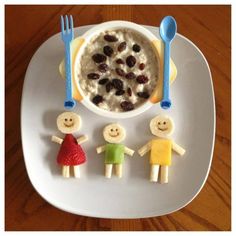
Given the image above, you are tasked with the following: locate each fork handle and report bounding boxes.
[64,42,73,101]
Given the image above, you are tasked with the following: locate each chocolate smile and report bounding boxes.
[64,122,74,128]
[158,127,168,131]
[110,133,119,137]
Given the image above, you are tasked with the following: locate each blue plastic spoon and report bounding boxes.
[159,16,177,109]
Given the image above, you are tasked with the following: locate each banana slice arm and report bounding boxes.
[138,141,151,156]
[172,141,186,156]
[124,147,135,156]
[96,145,106,154]
[77,135,89,144]
[51,135,63,145]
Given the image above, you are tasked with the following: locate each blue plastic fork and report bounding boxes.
[60,15,76,109]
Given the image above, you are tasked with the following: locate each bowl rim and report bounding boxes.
[73,20,159,119]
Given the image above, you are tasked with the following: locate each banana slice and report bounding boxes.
[150,115,174,138]
[103,123,126,143]
[57,112,81,134]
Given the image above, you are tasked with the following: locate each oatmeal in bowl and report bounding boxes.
[78,28,159,112]
[59,21,177,119]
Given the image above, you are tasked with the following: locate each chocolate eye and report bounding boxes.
[163,121,166,125]
[111,129,114,132]
[70,118,72,121]
[116,129,118,131]
[158,122,161,125]
[65,118,68,121]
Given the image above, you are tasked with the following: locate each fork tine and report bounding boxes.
[60,15,64,33]
[65,15,69,32]
[69,15,73,30]
[70,15,74,38]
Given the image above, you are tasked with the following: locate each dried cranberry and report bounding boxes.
[120,101,134,111]
[115,68,126,77]
[125,72,136,80]
[92,53,106,63]
[136,75,149,84]
[112,78,123,90]
[92,95,103,105]
[104,34,118,42]
[98,78,109,85]
[118,42,127,52]
[116,58,125,64]
[98,63,109,73]
[137,91,150,99]
[132,44,141,52]
[139,63,145,70]
[115,90,125,96]
[127,87,132,96]
[106,82,114,93]
[87,73,100,80]
[126,55,136,68]
[103,45,113,57]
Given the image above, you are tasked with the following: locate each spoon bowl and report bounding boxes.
[160,16,177,42]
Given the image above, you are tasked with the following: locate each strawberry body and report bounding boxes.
[57,134,86,166]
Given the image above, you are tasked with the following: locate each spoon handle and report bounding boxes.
[161,41,172,109]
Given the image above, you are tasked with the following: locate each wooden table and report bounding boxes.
[5,5,231,231]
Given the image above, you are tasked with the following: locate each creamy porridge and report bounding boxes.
[77,28,159,112]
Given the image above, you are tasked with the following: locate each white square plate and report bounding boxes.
[21,25,215,218]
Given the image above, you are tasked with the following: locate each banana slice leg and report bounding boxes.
[105,164,113,178]
[62,165,70,178]
[115,164,122,178]
[160,165,168,184]
[150,164,159,182]
[73,165,80,178]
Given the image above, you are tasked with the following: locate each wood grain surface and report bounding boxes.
[5,5,231,231]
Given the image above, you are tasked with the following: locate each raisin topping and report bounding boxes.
[116,58,125,64]
[137,91,150,99]
[112,78,124,90]
[132,44,141,52]
[136,75,149,84]
[115,90,125,96]
[87,73,100,80]
[115,68,126,77]
[120,101,134,111]
[126,55,136,68]
[125,72,136,80]
[106,82,114,93]
[118,42,127,52]
[104,34,118,42]
[98,78,109,85]
[103,45,113,57]
[92,95,103,105]
[98,63,109,73]
[127,87,132,96]
[92,53,106,63]
[139,63,145,70]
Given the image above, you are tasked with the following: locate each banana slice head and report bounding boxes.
[57,112,81,134]
[103,123,126,144]
[150,115,174,138]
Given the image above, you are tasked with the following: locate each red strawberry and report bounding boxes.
[57,134,86,166]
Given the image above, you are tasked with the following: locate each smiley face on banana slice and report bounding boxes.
[103,123,126,143]
[150,115,175,138]
[57,112,81,134]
